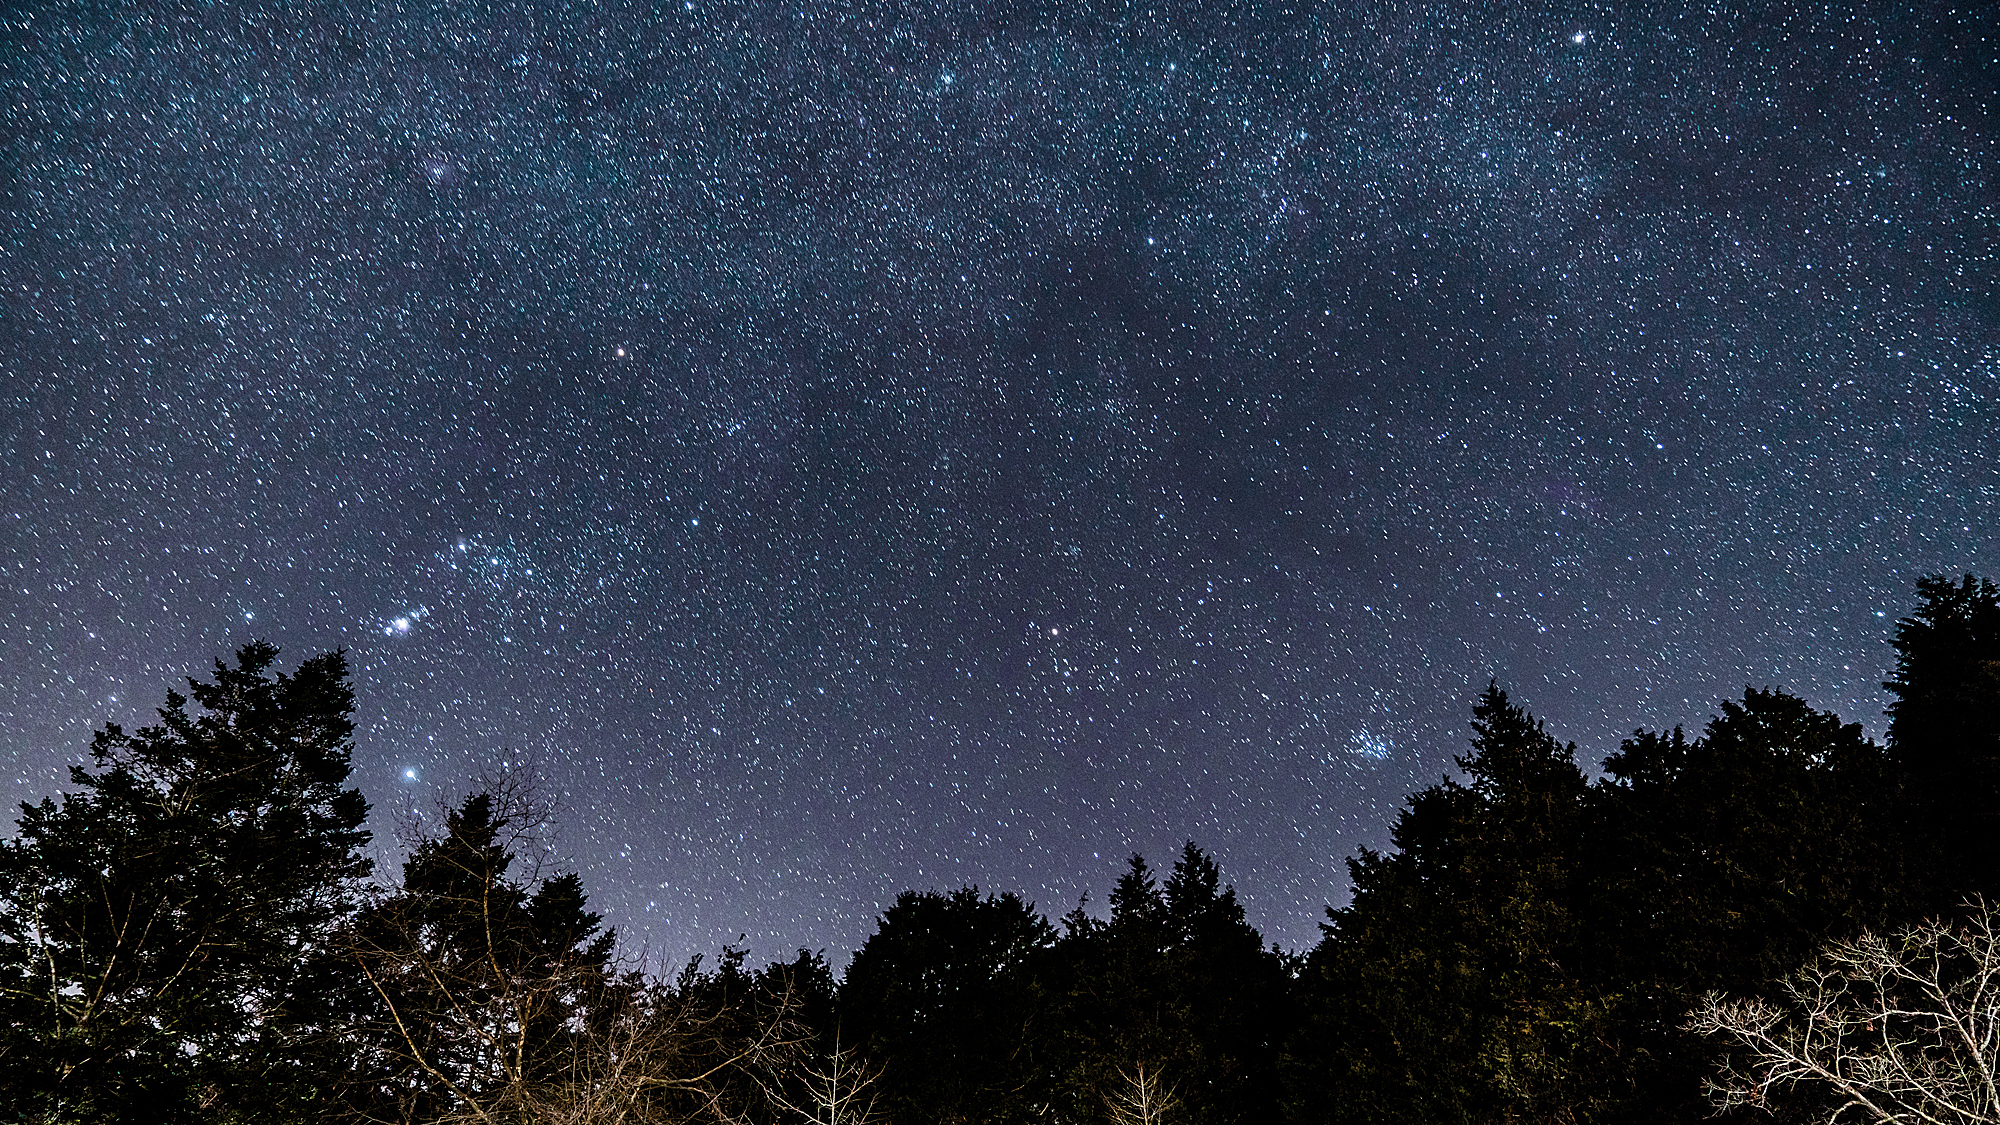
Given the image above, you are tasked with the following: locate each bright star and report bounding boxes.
[379,607,428,635]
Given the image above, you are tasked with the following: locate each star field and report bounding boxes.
[2,0,1994,965]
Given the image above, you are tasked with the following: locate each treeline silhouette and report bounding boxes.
[2,574,1995,1124]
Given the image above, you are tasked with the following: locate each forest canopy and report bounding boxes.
[2,575,1996,1124]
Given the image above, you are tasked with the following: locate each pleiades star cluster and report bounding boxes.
[2,0,1993,966]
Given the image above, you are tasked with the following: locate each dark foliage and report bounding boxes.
[4,574,1997,1125]
[837,847,1290,1125]
[1043,845,1294,1125]
[1285,569,1999,1125]
[1286,686,1602,1125]
[841,886,1058,1125]
[1582,688,1903,1123]
[335,789,624,1122]
[1884,573,2000,913]
[0,642,372,1124]
[673,941,842,1124]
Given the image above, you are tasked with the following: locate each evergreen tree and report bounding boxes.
[0,643,372,1124]
[1046,846,1290,1125]
[1287,686,1603,1124]
[670,942,842,1124]
[337,789,623,1124]
[1884,573,2000,912]
[1152,845,1291,1125]
[1585,688,1901,1122]
[1285,780,1488,1124]
[840,886,1057,1125]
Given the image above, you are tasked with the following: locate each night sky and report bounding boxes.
[2,1,1994,966]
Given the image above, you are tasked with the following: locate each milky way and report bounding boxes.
[2,1,1993,965]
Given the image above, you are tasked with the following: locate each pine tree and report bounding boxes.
[1155,844,1290,1125]
[1046,847,1289,1125]
[1884,573,2000,912]
[338,789,622,1123]
[1288,685,1600,1124]
[1585,688,1900,1122]
[839,886,1057,1125]
[1287,769,1494,1123]
[0,642,372,1123]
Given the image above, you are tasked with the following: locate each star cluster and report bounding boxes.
[2,0,1993,963]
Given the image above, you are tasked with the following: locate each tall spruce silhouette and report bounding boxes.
[341,788,622,1123]
[1044,846,1289,1125]
[0,643,372,1122]
[1288,686,1602,1125]
[1885,574,2000,913]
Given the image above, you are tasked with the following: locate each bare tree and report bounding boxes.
[1689,899,2000,1123]
[763,1033,883,1125]
[429,977,810,1125]
[1103,1062,1180,1125]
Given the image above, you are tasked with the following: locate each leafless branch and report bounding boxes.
[761,1032,882,1125]
[1104,1061,1180,1125]
[1690,898,2000,1124]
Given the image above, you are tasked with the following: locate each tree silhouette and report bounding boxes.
[0,643,372,1122]
[841,886,1057,1125]
[1885,574,2000,913]
[1047,845,1290,1125]
[1289,685,1602,1124]
[340,785,625,1123]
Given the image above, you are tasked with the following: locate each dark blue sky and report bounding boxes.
[3,0,1993,965]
